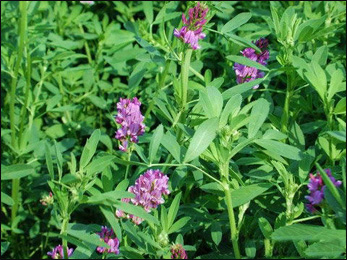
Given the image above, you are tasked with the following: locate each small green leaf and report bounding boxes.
[255,139,303,160]
[1,242,9,256]
[1,192,14,206]
[184,118,219,163]
[200,87,223,118]
[231,183,273,207]
[168,192,182,229]
[1,164,34,180]
[258,217,273,239]
[221,12,252,33]
[149,124,164,163]
[85,155,115,176]
[211,222,222,246]
[168,217,191,234]
[80,129,101,170]
[227,55,269,71]
[248,98,270,138]
[220,94,242,128]
[161,131,181,163]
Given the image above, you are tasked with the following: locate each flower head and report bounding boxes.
[114,97,145,152]
[96,226,120,255]
[116,169,170,225]
[174,2,208,50]
[233,38,270,89]
[47,245,74,259]
[305,168,342,213]
[171,244,188,259]
[40,192,54,206]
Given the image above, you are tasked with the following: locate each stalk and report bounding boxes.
[181,49,192,111]
[60,216,70,259]
[10,0,27,230]
[220,163,241,259]
[264,238,273,258]
[280,71,294,135]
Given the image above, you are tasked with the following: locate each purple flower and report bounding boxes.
[233,38,270,89]
[305,169,342,213]
[96,226,120,255]
[171,244,188,259]
[174,2,208,50]
[114,97,145,152]
[116,169,170,225]
[47,245,74,259]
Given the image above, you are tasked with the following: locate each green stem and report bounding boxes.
[79,24,93,64]
[264,238,272,258]
[125,150,132,179]
[60,217,69,259]
[11,0,27,232]
[224,185,241,259]
[291,215,321,224]
[280,71,294,135]
[181,49,192,110]
[220,163,241,259]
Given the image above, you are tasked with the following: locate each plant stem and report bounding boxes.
[181,49,192,110]
[291,215,321,224]
[11,1,27,233]
[264,238,273,258]
[60,217,69,259]
[280,71,294,135]
[220,163,241,259]
[125,150,132,179]
[224,185,241,259]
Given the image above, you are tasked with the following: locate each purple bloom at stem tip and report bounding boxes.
[171,244,188,259]
[114,97,145,152]
[47,245,74,259]
[116,169,170,225]
[174,2,208,50]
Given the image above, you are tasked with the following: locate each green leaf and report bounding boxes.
[200,87,223,118]
[305,240,345,258]
[255,139,303,160]
[67,223,110,248]
[149,124,164,163]
[1,192,14,206]
[211,222,222,246]
[1,242,9,256]
[113,200,160,225]
[161,131,181,163]
[231,183,273,208]
[227,55,269,71]
[45,143,54,180]
[271,224,346,244]
[258,217,273,239]
[334,97,346,114]
[222,78,265,100]
[168,192,182,229]
[84,155,115,176]
[161,205,169,232]
[87,191,134,204]
[248,98,270,138]
[143,1,153,24]
[221,12,252,33]
[113,156,147,167]
[220,94,242,128]
[184,118,219,163]
[168,216,191,234]
[100,206,122,241]
[1,164,34,180]
[327,131,346,143]
[54,141,63,181]
[80,129,101,170]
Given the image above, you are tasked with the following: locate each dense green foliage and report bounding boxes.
[1,1,346,259]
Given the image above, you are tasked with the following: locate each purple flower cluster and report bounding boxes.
[96,226,120,255]
[47,245,74,259]
[174,2,208,50]
[305,169,342,213]
[233,38,270,89]
[116,169,170,225]
[114,97,145,152]
[171,244,188,259]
